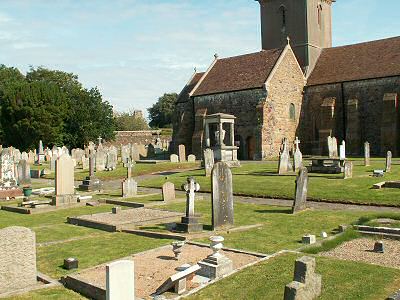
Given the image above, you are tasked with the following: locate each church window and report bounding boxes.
[289,103,296,120]
[279,5,287,30]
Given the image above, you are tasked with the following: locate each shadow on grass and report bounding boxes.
[254,209,292,214]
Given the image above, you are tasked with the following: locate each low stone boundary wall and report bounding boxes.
[67,217,119,232]
[121,229,186,241]
[355,225,400,240]
[99,199,145,208]
[62,275,105,300]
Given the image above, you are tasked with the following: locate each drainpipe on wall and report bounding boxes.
[341,82,346,142]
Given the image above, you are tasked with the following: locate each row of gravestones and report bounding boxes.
[170,144,196,163]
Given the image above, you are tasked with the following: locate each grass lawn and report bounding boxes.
[140,159,400,206]
[42,162,199,181]
[188,253,400,300]
[3,287,85,300]
[142,200,394,254]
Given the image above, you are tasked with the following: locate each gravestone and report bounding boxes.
[386,151,392,172]
[0,148,21,198]
[211,162,234,230]
[339,140,346,160]
[106,260,135,300]
[106,147,118,171]
[121,144,131,165]
[187,154,196,163]
[344,161,353,179]
[95,149,106,172]
[37,140,45,163]
[0,226,37,294]
[170,154,179,163]
[122,160,137,198]
[50,155,57,172]
[292,167,308,214]
[21,151,28,161]
[162,182,175,202]
[178,144,186,162]
[293,137,303,172]
[52,154,76,205]
[278,138,290,174]
[17,159,31,186]
[284,256,322,300]
[327,136,338,158]
[364,142,371,166]
[204,148,215,177]
[176,177,203,232]
[131,144,140,161]
[79,150,103,192]
[81,156,89,170]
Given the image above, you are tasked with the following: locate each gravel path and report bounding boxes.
[321,238,400,269]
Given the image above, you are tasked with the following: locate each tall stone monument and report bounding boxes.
[0,148,22,199]
[176,177,203,233]
[284,256,322,300]
[122,159,137,198]
[292,167,308,214]
[278,138,290,174]
[52,154,76,205]
[386,151,392,172]
[0,226,37,294]
[204,148,215,177]
[211,162,234,230]
[364,142,370,167]
[79,150,103,192]
[178,144,186,162]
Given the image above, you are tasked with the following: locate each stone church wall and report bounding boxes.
[259,48,306,158]
[301,76,400,156]
[192,89,267,159]
[172,100,195,154]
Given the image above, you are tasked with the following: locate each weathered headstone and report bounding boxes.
[106,260,135,300]
[204,148,215,177]
[293,137,303,172]
[211,162,234,230]
[339,140,346,160]
[122,161,137,198]
[176,177,203,232]
[162,182,175,202]
[284,256,322,300]
[170,154,179,163]
[364,142,371,166]
[106,147,118,171]
[278,138,290,174]
[292,167,308,214]
[386,151,392,172]
[17,159,31,186]
[178,144,186,162]
[344,161,353,179]
[328,136,338,158]
[121,144,131,165]
[131,144,140,161]
[50,155,57,172]
[187,154,196,163]
[81,156,89,170]
[0,226,37,294]
[0,148,21,198]
[95,149,106,172]
[52,154,76,205]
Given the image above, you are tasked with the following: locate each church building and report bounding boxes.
[172,0,400,159]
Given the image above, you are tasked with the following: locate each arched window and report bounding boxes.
[317,5,322,28]
[289,103,296,120]
[279,5,287,31]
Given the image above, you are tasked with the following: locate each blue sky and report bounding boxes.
[0,0,399,115]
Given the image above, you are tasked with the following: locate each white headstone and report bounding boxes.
[106,260,135,300]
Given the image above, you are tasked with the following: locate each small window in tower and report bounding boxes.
[289,103,296,120]
[279,6,287,31]
[317,5,322,28]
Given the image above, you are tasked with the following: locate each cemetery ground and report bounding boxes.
[1,159,400,299]
[140,158,400,206]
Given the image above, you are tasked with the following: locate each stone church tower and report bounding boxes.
[256,0,334,73]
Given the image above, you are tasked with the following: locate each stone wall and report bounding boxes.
[301,76,400,156]
[259,47,306,158]
[106,131,171,147]
[192,89,267,159]
[172,100,195,155]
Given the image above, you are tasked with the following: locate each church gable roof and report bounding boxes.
[191,48,283,97]
[307,36,400,86]
[176,72,205,104]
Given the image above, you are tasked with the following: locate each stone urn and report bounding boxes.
[172,241,185,260]
[209,236,224,259]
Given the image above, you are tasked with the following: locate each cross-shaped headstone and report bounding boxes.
[97,136,102,145]
[294,137,301,152]
[182,177,200,217]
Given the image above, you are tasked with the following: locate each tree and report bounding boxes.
[0,81,67,150]
[147,93,178,128]
[115,109,149,131]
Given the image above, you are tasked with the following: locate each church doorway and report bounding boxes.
[246,136,256,160]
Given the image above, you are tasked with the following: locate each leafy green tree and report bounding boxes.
[0,81,67,150]
[115,109,149,131]
[147,93,178,128]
